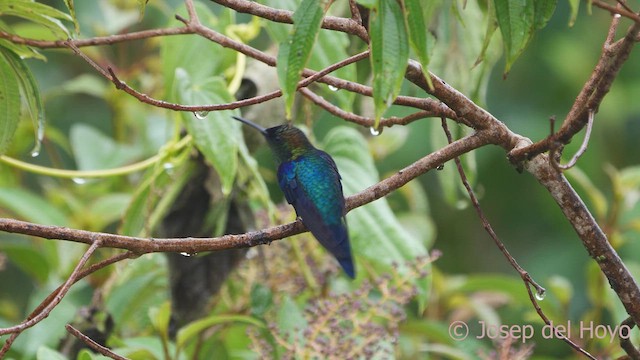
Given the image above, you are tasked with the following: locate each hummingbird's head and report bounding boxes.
[264,124,314,161]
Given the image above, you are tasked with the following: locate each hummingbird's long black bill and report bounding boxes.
[232,116,267,135]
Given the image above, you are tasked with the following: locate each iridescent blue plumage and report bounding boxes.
[232,116,355,278]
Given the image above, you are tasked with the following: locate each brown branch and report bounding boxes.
[0,251,135,353]
[441,118,596,360]
[520,144,640,328]
[593,0,640,23]
[619,317,640,359]
[66,324,128,360]
[300,87,457,128]
[0,241,102,354]
[0,132,491,253]
[0,27,193,48]
[210,0,370,42]
[509,11,640,162]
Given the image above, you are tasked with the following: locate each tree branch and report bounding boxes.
[509,12,640,162]
[0,132,490,253]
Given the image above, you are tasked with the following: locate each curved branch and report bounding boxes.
[509,13,640,162]
[209,0,370,42]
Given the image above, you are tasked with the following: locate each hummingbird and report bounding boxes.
[232,116,355,278]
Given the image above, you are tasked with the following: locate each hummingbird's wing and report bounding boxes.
[276,153,355,278]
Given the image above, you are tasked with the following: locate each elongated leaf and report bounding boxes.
[494,0,534,75]
[323,127,430,308]
[277,0,328,118]
[175,71,241,195]
[308,30,357,112]
[0,1,72,39]
[369,0,409,129]
[62,0,79,33]
[404,0,432,88]
[474,0,499,67]
[0,19,45,60]
[176,315,265,350]
[0,48,45,157]
[534,0,557,30]
[70,124,143,171]
[0,187,67,226]
[161,3,234,94]
[567,0,580,26]
[0,50,20,155]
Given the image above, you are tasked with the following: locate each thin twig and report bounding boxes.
[440,118,597,360]
[0,241,103,354]
[509,9,640,162]
[65,324,128,360]
[300,87,456,127]
[210,0,369,41]
[593,0,640,23]
[552,109,595,171]
[619,317,640,360]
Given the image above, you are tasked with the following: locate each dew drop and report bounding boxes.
[369,126,381,136]
[163,162,175,174]
[180,252,198,257]
[535,289,546,301]
[194,111,209,119]
[30,149,40,158]
[328,85,339,92]
[436,164,445,170]
[72,177,87,185]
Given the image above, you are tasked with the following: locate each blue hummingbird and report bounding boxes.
[232,116,355,278]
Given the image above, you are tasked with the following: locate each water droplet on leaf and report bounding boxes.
[194,111,209,119]
[72,177,87,185]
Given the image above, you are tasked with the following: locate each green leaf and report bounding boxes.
[277,0,328,119]
[176,314,265,350]
[0,187,67,225]
[308,30,357,112]
[0,242,51,283]
[0,20,45,60]
[161,3,235,94]
[149,301,171,339]
[323,127,430,308]
[369,0,409,129]
[474,0,499,67]
[276,295,307,347]
[0,49,20,156]
[494,0,535,75]
[175,71,241,195]
[70,124,144,171]
[0,47,45,157]
[62,0,79,33]
[404,0,433,89]
[36,346,67,360]
[567,0,580,26]
[534,0,557,30]
[250,283,273,317]
[0,1,72,39]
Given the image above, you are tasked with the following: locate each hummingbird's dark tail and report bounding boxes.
[232,116,267,135]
